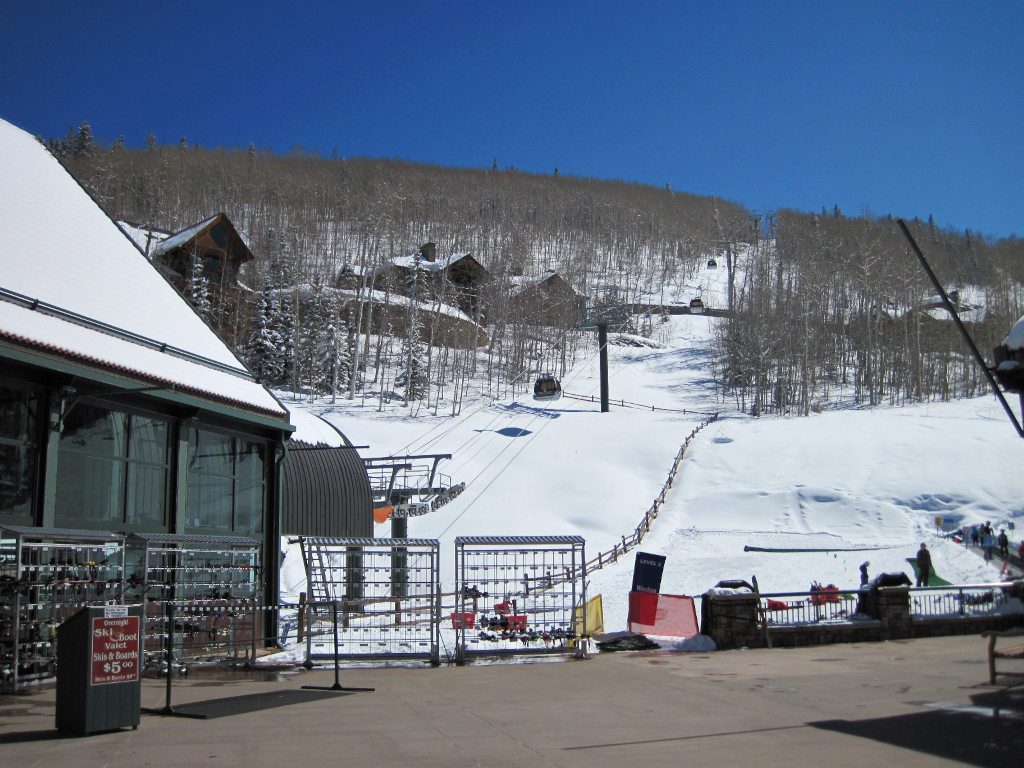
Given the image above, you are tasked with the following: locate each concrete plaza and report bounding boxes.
[1,634,1021,768]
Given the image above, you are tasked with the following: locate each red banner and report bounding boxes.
[90,615,141,685]
[628,592,699,638]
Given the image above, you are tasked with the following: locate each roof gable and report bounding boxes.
[152,212,254,265]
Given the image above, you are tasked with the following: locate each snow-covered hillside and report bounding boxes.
[281,261,1024,633]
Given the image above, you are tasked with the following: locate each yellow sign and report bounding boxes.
[574,594,604,637]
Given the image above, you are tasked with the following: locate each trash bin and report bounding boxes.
[56,605,144,735]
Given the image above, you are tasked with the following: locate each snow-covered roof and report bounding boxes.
[0,118,287,420]
[118,221,171,254]
[381,251,477,274]
[150,214,220,257]
[510,271,557,290]
[276,283,478,323]
[1003,314,1024,350]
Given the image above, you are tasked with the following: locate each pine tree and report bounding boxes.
[301,285,338,396]
[263,257,296,388]
[395,263,429,401]
[74,121,95,157]
[245,292,286,385]
[397,329,428,401]
[187,250,213,322]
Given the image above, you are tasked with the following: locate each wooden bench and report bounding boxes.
[982,627,1024,684]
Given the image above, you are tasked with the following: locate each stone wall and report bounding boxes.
[702,588,1023,650]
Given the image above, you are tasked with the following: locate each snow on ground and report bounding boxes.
[281,259,1024,637]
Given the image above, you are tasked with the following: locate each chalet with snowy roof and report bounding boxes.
[123,213,256,347]
[0,117,294,685]
[374,242,491,320]
[913,289,985,323]
[149,212,254,290]
[508,271,586,327]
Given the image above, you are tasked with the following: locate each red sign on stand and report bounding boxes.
[90,614,141,686]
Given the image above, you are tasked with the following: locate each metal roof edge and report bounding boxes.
[0,340,294,433]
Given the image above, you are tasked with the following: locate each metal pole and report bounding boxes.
[301,600,374,693]
[142,602,206,719]
[455,542,465,665]
[898,219,1024,438]
[598,323,609,412]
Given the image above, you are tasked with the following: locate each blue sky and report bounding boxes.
[2,1,1021,239]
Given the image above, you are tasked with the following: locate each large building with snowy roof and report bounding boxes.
[0,117,294,624]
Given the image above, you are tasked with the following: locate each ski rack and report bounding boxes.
[0,525,126,692]
[124,533,261,671]
[453,536,587,664]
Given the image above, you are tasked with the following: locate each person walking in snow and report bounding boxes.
[859,562,870,587]
[997,529,1009,559]
[982,530,995,561]
[915,543,932,587]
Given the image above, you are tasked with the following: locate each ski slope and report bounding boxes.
[282,259,1024,635]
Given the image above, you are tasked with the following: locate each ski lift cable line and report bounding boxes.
[436,351,598,478]
[384,286,621,461]
[441,387,570,478]
[435,402,563,539]
[560,391,717,416]
[401,325,605,461]
[427,340,607,479]
[389,320,575,457]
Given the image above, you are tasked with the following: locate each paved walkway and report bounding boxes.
[962,539,1024,579]
[1,634,1022,768]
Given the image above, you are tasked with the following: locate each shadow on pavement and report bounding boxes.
[145,688,355,720]
[812,689,1024,768]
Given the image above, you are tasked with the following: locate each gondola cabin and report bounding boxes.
[689,297,705,314]
[533,374,562,401]
[994,315,1024,394]
[994,343,1024,394]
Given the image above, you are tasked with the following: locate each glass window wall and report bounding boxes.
[55,402,170,530]
[186,426,266,537]
[0,383,42,523]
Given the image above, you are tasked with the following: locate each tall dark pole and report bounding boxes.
[598,323,609,412]
[898,219,1024,438]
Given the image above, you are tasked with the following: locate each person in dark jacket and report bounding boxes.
[859,561,870,586]
[916,543,932,587]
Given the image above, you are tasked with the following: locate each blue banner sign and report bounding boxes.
[631,552,666,594]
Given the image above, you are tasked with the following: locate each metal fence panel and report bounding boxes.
[453,536,587,662]
[302,537,440,664]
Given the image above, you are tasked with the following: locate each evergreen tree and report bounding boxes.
[397,327,428,401]
[299,284,335,396]
[187,250,213,322]
[397,268,428,401]
[244,291,287,385]
[263,255,295,387]
[74,121,95,157]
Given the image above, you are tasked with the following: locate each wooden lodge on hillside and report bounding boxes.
[508,271,586,327]
[148,212,255,291]
[373,242,491,320]
[120,213,256,346]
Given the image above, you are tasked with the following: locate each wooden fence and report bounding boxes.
[584,413,719,575]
